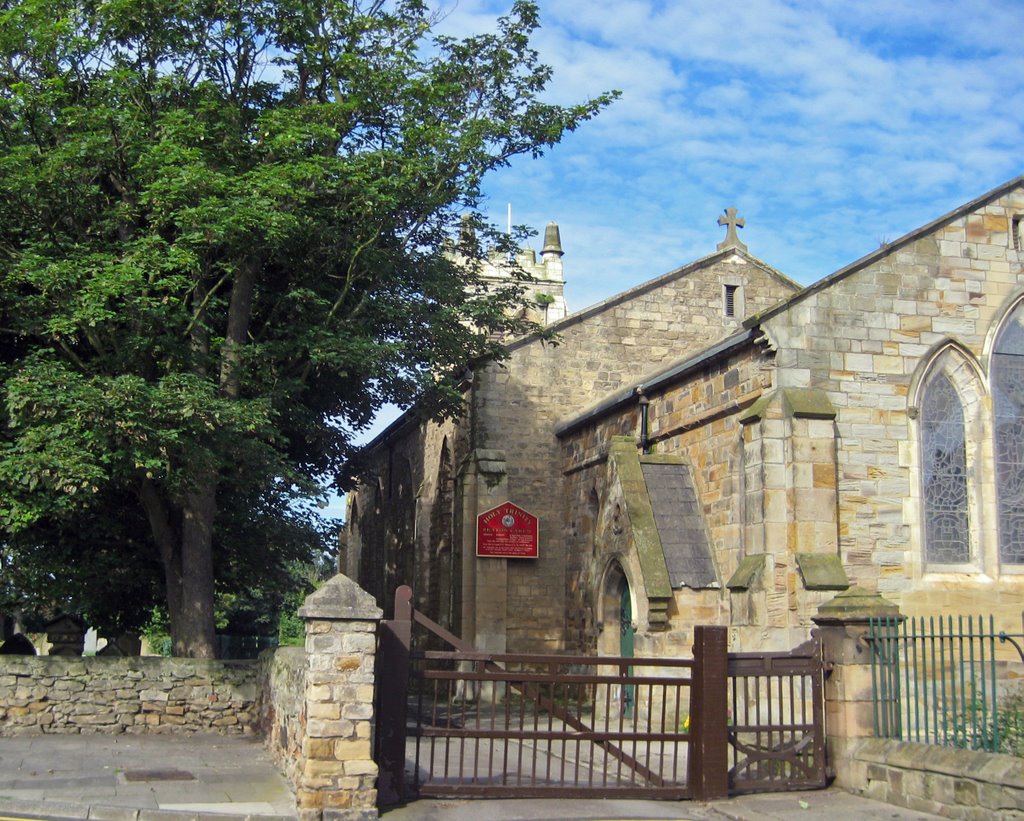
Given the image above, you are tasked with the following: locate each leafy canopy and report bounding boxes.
[0,0,614,641]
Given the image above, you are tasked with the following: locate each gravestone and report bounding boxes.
[44,614,86,656]
[0,633,36,655]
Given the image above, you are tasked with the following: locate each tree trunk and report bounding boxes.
[134,261,256,657]
[176,470,218,658]
[139,475,218,657]
[139,478,185,646]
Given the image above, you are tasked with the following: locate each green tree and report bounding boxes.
[0,0,614,655]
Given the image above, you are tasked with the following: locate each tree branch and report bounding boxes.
[219,257,259,399]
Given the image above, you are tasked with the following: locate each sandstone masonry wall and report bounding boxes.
[560,340,773,654]
[293,574,382,821]
[259,646,307,794]
[483,254,798,653]
[850,738,1024,820]
[0,656,259,735]
[760,185,1024,621]
[558,183,1024,656]
[347,250,799,655]
[345,414,467,628]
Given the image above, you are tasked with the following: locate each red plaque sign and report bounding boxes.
[476,502,539,559]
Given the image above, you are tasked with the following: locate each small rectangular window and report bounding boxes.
[724,284,738,317]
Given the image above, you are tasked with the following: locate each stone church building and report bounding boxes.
[345,176,1024,659]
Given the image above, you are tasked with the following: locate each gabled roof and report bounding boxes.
[745,174,1024,328]
[507,246,798,353]
[359,246,795,452]
[554,328,760,437]
[555,176,1024,440]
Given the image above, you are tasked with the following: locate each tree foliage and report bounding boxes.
[0,0,614,654]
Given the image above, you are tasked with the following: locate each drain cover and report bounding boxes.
[121,769,196,782]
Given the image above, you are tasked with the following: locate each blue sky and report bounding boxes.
[437,0,1024,309]
[326,0,1024,516]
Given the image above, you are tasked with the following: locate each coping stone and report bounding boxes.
[796,553,850,590]
[297,574,382,622]
[726,554,768,591]
[813,586,901,625]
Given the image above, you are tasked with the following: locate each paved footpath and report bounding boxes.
[382,792,946,821]
[0,734,296,821]
[0,734,945,821]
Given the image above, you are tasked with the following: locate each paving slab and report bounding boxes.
[0,734,296,820]
[0,734,950,821]
[378,789,946,821]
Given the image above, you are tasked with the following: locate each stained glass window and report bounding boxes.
[994,306,1024,564]
[921,372,970,564]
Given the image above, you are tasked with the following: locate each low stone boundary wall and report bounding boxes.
[850,738,1024,819]
[1,574,384,820]
[0,655,260,735]
[259,645,308,793]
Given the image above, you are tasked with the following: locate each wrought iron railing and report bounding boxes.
[869,615,1024,754]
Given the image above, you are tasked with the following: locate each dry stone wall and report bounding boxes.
[0,656,259,735]
[1,574,386,821]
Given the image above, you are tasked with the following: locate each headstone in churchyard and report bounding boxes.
[0,633,37,655]
[96,632,142,656]
[44,614,86,656]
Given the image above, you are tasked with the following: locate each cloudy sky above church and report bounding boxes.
[439,0,1024,310]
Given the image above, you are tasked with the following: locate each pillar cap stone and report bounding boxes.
[298,573,383,621]
[811,585,902,626]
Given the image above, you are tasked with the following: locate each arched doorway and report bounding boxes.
[619,582,635,717]
[600,560,635,717]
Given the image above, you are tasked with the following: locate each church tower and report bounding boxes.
[476,221,569,325]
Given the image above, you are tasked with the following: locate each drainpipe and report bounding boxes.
[638,389,650,455]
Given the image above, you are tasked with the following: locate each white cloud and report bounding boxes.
[429,0,1023,309]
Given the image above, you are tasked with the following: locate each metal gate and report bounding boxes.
[727,637,828,792]
[376,586,827,804]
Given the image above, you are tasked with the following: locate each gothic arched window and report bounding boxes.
[921,371,970,564]
[993,303,1024,564]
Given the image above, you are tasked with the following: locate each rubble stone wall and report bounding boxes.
[259,646,307,791]
[0,655,260,735]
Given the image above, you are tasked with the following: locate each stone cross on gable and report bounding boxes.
[716,207,748,252]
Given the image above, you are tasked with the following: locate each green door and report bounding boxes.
[620,584,635,717]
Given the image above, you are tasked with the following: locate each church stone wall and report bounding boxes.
[474,254,798,652]
[558,182,1024,656]
[559,341,778,656]
[348,250,799,653]
[760,184,1024,623]
[345,413,468,626]
[350,180,1024,661]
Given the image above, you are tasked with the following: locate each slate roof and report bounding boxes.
[640,461,717,589]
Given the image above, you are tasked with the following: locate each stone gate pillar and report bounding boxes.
[297,574,383,821]
[812,586,901,787]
